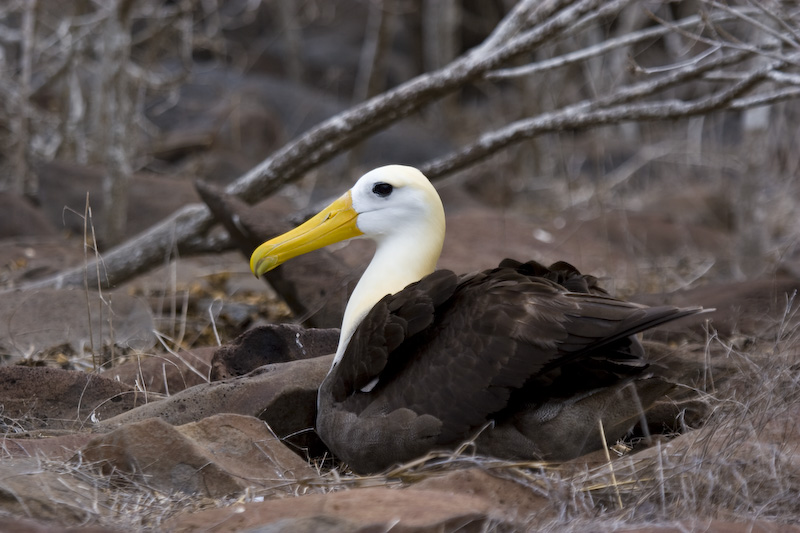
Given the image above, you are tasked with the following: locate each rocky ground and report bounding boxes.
[1,155,800,531]
[1,1,800,532]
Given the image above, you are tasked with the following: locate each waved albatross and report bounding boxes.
[250,165,703,474]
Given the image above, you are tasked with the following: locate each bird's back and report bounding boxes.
[317,260,703,472]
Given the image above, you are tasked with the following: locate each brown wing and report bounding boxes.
[318,260,702,472]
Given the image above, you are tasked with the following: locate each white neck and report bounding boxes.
[333,228,443,366]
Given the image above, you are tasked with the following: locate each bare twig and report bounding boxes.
[728,85,800,109]
[7,0,800,293]
[706,0,800,50]
[14,0,605,291]
[486,8,759,80]
[423,51,794,178]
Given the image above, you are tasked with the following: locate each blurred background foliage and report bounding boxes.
[0,0,798,280]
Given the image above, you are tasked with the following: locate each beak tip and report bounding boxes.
[250,255,262,279]
[251,255,276,278]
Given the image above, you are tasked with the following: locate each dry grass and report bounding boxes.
[1,1,799,530]
[258,305,799,530]
[3,117,798,533]
[1,190,797,530]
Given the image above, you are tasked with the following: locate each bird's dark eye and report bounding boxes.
[372,182,393,198]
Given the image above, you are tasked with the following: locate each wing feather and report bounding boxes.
[322,259,703,466]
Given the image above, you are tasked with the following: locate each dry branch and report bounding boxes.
[486,8,760,80]
[14,0,598,290]
[425,48,799,177]
[9,0,800,292]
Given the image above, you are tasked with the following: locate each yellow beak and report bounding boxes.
[250,190,363,277]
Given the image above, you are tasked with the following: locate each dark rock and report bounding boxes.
[441,207,733,297]
[126,173,202,236]
[3,433,95,460]
[109,346,216,395]
[438,207,552,275]
[211,324,339,380]
[153,71,449,179]
[0,459,111,526]
[0,289,155,361]
[0,366,149,432]
[96,355,333,456]
[635,276,800,336]
[0,192,58,239]
[81,414,317,498]
[0,516,120,533]
[35,161,201,245]
[0,238,85,287]
[165,486,497,533]
[413,468,550,523]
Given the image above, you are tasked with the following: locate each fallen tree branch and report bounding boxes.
[224,0,618,200]
[423,52,798,178]
[11,0,800,292]
[14,0,612,291]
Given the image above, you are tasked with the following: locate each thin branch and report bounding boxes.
[650,3,800,69]
[8,0,800,293]
[16,0,585,291]
[472,0,546,53]
[744,0,800,46]
[706,69,800,86]
[728,86,800,109]
[485,7,769,82]
[594,49,754,108]
[422,53,794,179]
[487,10,714,80]
[706,0,800,50]
[225,0,608,202]
[767,70,800,85]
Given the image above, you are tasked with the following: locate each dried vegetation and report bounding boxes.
[1,0,800,530]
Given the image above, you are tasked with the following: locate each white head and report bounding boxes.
[250,165,446,365]
[350,165,444,241]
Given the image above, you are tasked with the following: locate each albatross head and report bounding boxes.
[250,165,445,363]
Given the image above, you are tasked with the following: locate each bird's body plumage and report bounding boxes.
[250,166,704,474]
[317,259,698,472]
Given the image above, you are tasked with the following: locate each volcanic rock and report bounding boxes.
[210,324,339,380]
[109,346,216,395]
[81,414,317,498]
[165,485,498,532]
[0,366,149,432]
[96,355,333,455]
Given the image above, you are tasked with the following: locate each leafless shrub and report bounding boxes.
[1,0,795,293]
[1,2,800,526]
[0,0,260,242]
[5,291,795,533]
